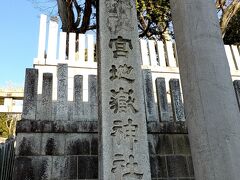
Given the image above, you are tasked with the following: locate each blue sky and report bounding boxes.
[0,1,42,87]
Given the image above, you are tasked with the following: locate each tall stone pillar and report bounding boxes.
[97,0,151,179]
[170,1,240,179]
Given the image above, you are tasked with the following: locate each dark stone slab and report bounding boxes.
[65,134,91,155]
[166,155,189,177]
[156,78,170,121]
[186,156,194,177]
[13,157,34,180]
[78,156,98,179]
[38,156,52,179]
[16,134,41,156]
[91,135,98,155]
[73,75,84,120]
[172,135,191,154]
[143,69,159,122]
[150,155,167,178]
[51,156,67,179]
[147,121,188,134]
[13,156,52,180]
[17,119,187,134]
[65,156,78,179]
[22,68,38,120]
[56,64,68,121]
[169,79,185,122]
[41,133,65,155]
[148,134,173,155]
[88,75,98,121]
[37,73,53,121]
[17,120,98,133]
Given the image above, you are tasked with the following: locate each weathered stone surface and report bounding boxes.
[166,155,188,177]
[65,134,91,155]
[172,135,191,154]
[16,133,42,156]
[91,134,98,155]
[41,133,65,155]
[98,0,151,179]
[78,156,98,179]
[169,79,185,122]
[13,156,52,180]
[171,0,240,179]
[148,134,173,155]
[36,73,53,121]
[150,156,167,178]
[22,68,38,120]
[73,75,84,121]
[38,156,52,179]
[155,78,170,121]
[187,156,194,177]
[51,156,67,179]
[147,121,188,134]
[13,157,34,180]
[143,69,159,122]
[88,75,98,121]
[16,119,98,133]
[65,156,78,179]
[56,64,68,120]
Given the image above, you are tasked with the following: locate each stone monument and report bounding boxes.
[98,0,151,179]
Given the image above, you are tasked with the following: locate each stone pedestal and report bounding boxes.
[98,0,151,179]
[170,0,240,179]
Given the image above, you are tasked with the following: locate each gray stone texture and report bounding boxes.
[13,133,98,180]
[36,73,53,121]
[169,79,185,122]
[88,75,98,121]
[56,63,68,120]
[170,0,240,179]
[143,69,159,122]
[22,68,38,120]
[15,133,42,156]
[155,78,170,121]
[148,130,194,180]
[98,0,151,179]
[73,75,84,121]
[15,61,196,180]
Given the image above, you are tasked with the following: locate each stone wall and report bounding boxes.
[13,64,213,179]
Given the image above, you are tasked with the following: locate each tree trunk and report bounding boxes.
[220,0,240,37]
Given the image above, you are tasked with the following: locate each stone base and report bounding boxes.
[13,120,194,180]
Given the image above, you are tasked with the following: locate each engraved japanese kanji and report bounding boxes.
[109,36,133,58]
[112,154,126,180]
[111,118,138,150]
[110,64,135,83]
[123,155,143,179]
[109,87,138,113]
[124,119,138,150]
[111,120,125,145]
[112,154,143,180]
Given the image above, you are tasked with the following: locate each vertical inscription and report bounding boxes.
[99,0,151,178]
